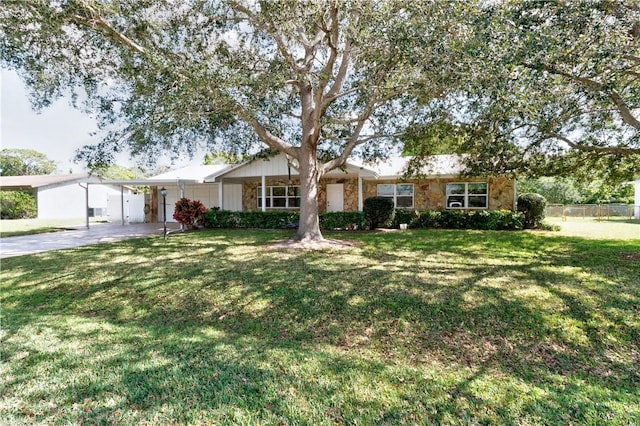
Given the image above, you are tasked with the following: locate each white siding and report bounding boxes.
[223,153,292,178]
[158,183,219,222]
[37,183,124,220]
[222,184,242,211]
[37,184,86,219]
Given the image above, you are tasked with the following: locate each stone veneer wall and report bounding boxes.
[361,177,515,211]
[241,177,359,212]
[240,176,514,212]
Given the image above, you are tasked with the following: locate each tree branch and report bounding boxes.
[71,0,145,54]
[234,107,299,159]
[548,133,640,155]
[532,63,640,130]
[229,1,305,76]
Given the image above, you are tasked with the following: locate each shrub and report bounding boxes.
[363,196,395,230]
[391,209,415,229]
[204,209,299,229]
[410,210,442,228]
[203,208,523,231]
[409,209,523,230]
[0,190,37,219]
[517,193,547,229]
[203,208,236,228]
[173,198,207,228]
[204,209,366,231]
[440,210,469,229]
[320,211,366,230]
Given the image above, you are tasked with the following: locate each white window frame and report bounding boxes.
[446,182,488,209]
[257,185,301,209]
[377,183,414,209]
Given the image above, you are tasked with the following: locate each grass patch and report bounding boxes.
[1,229,639,424]
[0,226,68,238]
[0,218,107,238]
[545,217,640,240]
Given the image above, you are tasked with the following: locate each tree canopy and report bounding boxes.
[1,0,472,242]
[460,0,640,182]
[0,149,56,176]
[2,1,638,242]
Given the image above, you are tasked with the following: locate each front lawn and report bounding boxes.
[1,229,639,424]
[0,218,106,238]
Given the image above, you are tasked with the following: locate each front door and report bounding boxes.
[326,183,344,212]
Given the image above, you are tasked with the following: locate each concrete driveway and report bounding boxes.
[0,223,182,259]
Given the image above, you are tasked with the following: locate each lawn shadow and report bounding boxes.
[1,228,639,423]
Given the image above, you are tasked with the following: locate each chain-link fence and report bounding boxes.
[546,204,640,220]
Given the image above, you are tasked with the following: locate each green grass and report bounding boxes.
[545,217,640,240]
[1,229,639,425]
[0,218,109,238]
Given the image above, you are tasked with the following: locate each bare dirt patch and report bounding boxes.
[265,238,358,251]
[619,251,640,261]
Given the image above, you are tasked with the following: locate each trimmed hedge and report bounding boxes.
[204,209,299,229]
[203,208,522,231]
[409,209,523,230]
[204,209,366,230]
[391,209,416,228]
[320,211,366,230]
[0,190,37,219]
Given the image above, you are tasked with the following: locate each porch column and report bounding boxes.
[178,182,185,230]
[218,181,224,210]
[261,175,266,212]
[358,176,363,211]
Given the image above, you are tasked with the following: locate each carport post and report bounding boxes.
[120,186,125,225]
[79,183,89,229]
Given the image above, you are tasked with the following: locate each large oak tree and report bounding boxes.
[1,0,472,242]
[461,0,640,182]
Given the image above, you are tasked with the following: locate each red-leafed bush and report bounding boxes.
[173,198,207,229]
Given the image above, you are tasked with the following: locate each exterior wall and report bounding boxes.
[37,184,86,219]
[37,183,126,219]
[237,176,515,213]
[362,177,515,211]
[241,177,360,212]
[243,178,299,211]
[319,177,359,212]
[158,183,219,222]
[224,154,291,178]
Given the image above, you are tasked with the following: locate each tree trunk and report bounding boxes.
[295,145,324,242]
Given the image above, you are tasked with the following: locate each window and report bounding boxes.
[377,183,414,208]
[446,182,488,209]
[257,185,301,209]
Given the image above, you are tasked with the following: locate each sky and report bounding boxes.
[1,68,201,174]
[1,69,103,173]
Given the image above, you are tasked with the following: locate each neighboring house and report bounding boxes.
[0,173,140,221]
[136,153,516,223]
